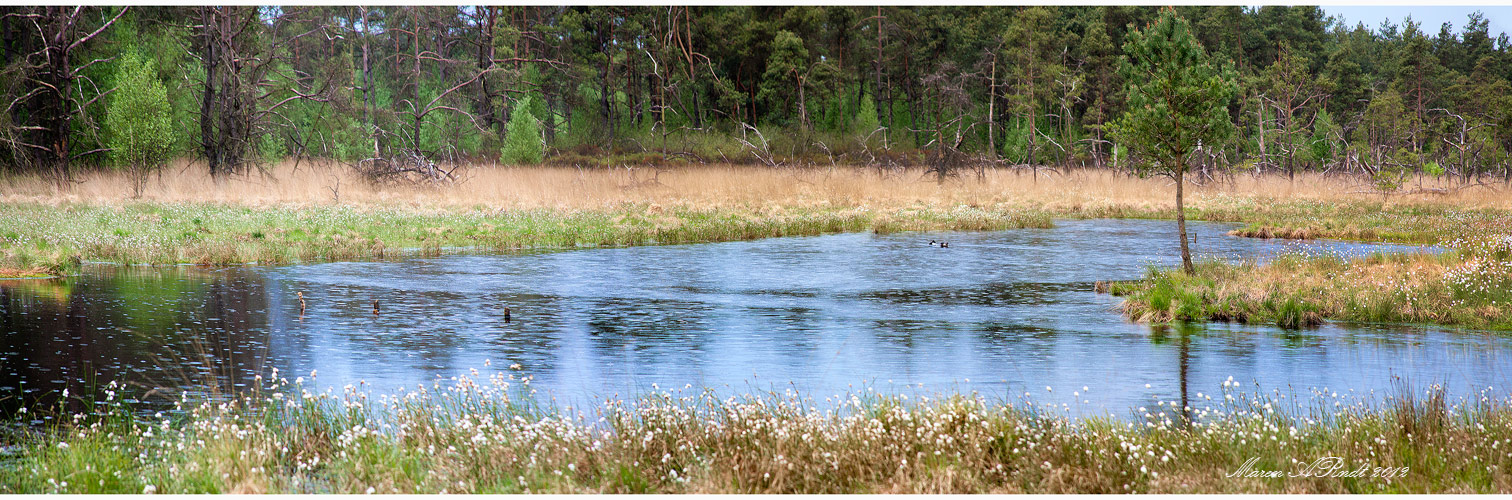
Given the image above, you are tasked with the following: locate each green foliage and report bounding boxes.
[1112,9,1237,274]
[853,93,880,144]
[10,6,1512,174]
[1002,6,1067,162]
[256,131,286,162]
[1355,89,1422,190]
[758,30,811,126]
[1112,9,1239,174]
[502,96,544,164]
[1423,161,1445,177]
[1304,108,1339,166]
[105,51,173,198]
[417,79,485,161]
[1001,118,1032,164]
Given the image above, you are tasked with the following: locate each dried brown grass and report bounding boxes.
[4,160,1507,211]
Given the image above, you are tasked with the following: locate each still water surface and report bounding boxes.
[2,219,1506,417]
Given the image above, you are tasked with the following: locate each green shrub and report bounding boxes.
[502,96,544,164]
[106,51,173,198]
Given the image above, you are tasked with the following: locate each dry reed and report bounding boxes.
[4,160,1507,212]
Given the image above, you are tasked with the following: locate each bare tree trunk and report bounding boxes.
[1176,167,1193,274]
[1256,97,1265,175]
[200,7,221,177]
[477,6,500,134]
[360,6,376,156]
[987,55,996,157]
[797,74,809,131]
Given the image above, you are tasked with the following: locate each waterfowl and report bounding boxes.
[297,291,306,314]
[929,239,939,247]
[372,299,380,315]
[940,241,949,248]
[504,306,512,323]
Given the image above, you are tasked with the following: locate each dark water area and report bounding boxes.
[3,219,1504,421]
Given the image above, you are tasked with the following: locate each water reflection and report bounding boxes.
[0,268,269,419]
[1,219,1506,418]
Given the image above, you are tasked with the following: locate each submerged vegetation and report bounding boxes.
[2,371,1510,494]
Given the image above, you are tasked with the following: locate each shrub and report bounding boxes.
[502,96,545,164]
[106,51,173,198]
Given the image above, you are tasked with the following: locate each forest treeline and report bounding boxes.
[4,6,1512,187]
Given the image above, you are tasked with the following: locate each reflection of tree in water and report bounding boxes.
[0,268,271,417]
[1149,323,1202,425]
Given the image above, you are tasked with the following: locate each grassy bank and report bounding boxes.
[2,372,1509,493]
[0,201,1052,276]
[1110,231,1512,330]
[3,163,1509,277]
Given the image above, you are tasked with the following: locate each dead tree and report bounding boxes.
[0,6,126,186]
[196,6,330,179]
[359,6,564,183]
[1430,108,1490,183]
[921,62,975,184]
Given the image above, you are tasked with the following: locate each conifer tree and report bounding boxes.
[502,96,544,164]
[1112,9,1238,273]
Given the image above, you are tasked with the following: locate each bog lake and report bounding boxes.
[4,218,1506,420]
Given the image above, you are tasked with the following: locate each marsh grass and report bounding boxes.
[3,163,1507,276]
[1113,232,1512,330]
[0,201,1053,276]
[4,369,1512,493]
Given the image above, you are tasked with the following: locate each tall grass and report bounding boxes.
[4,369,1511,493]
[4,161,1507,213]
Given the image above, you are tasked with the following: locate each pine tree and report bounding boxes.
[502,96,544,164]
[1305,108,1340,168]
[1003,6,1063,167]
[1079,12,1119,165]
[853,92,880,146]
[1111,9,1238,273]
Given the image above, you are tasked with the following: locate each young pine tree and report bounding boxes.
[1111,9,1238,274]
[106,51,173,198]
[853,92,880,147]
[502,96,544,164]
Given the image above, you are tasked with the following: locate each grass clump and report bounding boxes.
[5,370,1512,493]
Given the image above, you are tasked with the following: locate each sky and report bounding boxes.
[1321,6,1512,38]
